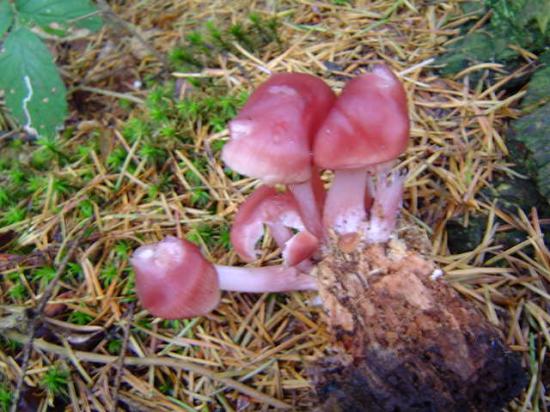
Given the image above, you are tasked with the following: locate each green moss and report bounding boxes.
[509,103,550,201]
[190,189,211,208]
[99,263,118,286]
[33,266,56,284]
[107,338,122,354]
[139,143,166,164]
[68,310,94,325]
[66,262,82,279]
[9,167,26,185]
[41,366,69,397]
[483,177,547,213]
[0,188,9,207]
[438,31,517,76]
[31,147,56,169]
[186,224,214,246]
[447,176,550,254]
[486,0,550,50]
[123,117,151,142]
[106,146,127,170]
[2,206,26,225]
[438,0,549,76]
[170,15,280,73]
[215,224,232,251]
[51,176,72,195]
[114,241,130,258]
[8,283,27,300]
[0,384,12,412]
[438,1,550,205]
[522,51,550,110]
[79,199,94,218]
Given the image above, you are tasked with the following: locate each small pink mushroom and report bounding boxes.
[222,73,335,237]
[131,236,220,319]
[313,65,409,240]
[230,185,319,266]
[131,236,317,319]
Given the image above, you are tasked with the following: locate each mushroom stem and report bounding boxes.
[363,169,406,243]
[216,265,318,292]
[289,180,323,238]
[323,168,369,235]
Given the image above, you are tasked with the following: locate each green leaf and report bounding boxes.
[15,0,102,33]
[0,0,14,38]
[0,27,68,138]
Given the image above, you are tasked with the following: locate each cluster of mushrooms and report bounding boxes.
[131,65,409,320]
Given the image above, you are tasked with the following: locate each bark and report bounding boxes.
[311,232,527,412]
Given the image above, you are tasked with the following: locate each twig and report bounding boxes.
[5,330,291,410]
[95,0,170,70]
[73,86,146,105]
[9,219,93,412]
[111,303,135,410]
[397,58,435,76]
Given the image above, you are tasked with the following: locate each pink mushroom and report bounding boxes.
[131,236,317,319]
[230,185,319,266]
[313,65,409,241]
[130,68,409,320]
[222,73,336,237]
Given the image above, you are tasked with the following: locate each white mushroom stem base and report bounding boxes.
[362,169,406,243]
[322,162,405,244]
[322,167,369,235]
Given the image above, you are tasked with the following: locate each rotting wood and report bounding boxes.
[311,231,526,412]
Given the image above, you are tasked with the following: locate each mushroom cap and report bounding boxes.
[222,73,336,185]
[230,185,319,266]
[313,65,409,170]
[130,236,220,319]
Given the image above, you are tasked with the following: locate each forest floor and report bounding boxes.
[0,0,548,411]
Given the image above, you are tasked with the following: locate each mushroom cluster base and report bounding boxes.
[310,231,526,411]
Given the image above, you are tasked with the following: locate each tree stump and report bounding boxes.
[311,235,527,412]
